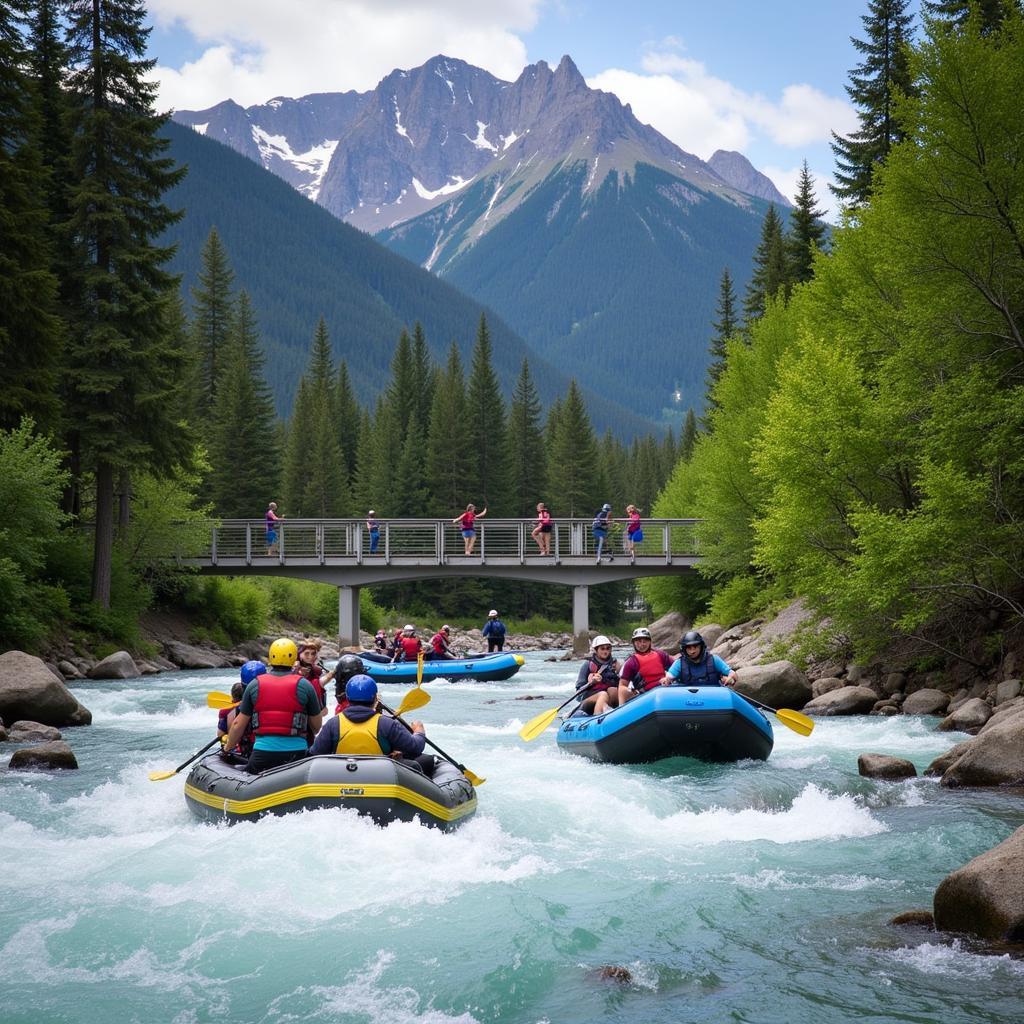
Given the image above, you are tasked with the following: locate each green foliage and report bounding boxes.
[786,162,828,285]
[190,227,235,411]
[546,380,599,516]
[505,359,546,517]
[183,577,269,642]
[743,204,789,323]
[465,315,508,509]
[708,574,763,627]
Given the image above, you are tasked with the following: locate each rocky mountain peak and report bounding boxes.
[708,149,790,207]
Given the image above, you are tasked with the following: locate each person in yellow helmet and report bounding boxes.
[222,637,324,774]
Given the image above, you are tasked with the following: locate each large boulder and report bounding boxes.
[994,679,1021,705]
[0,651,92,727]
[940,712,1024,788]
[858,753,917,780]
[938,698,992,734]
[7,720,62,742]
[812,676,846,698]
[88,650,140,680]
[803,685,879,716]
[901,688,951,716]
[163,641,231,670]
[58,660,84,680]
[933,825,1024,941]
[734,661,812,710]
[925,739,976,777]
[9,740,79,770]
[694,623,725,650]
[647,611,688,652]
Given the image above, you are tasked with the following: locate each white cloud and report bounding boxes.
[149,0,542,110]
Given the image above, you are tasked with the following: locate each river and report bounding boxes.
[1,653,1021,1023]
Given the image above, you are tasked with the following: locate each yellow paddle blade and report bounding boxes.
[776,708,815,736]
[417,651,425,686]
[462,768,486,786]
[397,687,431,716]
[147,769,178,781]
[519,706,560,742]
[206,691,237,709]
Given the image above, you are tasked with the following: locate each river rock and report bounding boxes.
[8,740,78,770]
[647,611,688,652]
[901,688,950,716]
[938,698,992,734]
[0,722,7,741]
[734,661,812,709]
[811,676,845,698]
[58,660,84,680]
[881,672,906,697]
[994,679,1021,705]
[925,739,975,777]
[889,910,935,929]
[88,650,140,680]
[940,712,1024,788]
[803,685,878,717]
[933,825,1024,941]
[163,641,231,670]
[858,753,917,780]
[695,624,725,650]
[0,651,92,727]
[7,720,62,742]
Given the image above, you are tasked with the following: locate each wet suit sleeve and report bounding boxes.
[309,716,339,755]
[379,716,426,758]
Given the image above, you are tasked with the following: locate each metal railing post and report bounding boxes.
[211,526,218,565]
[664,523,671,564]
[385,522,390,565]
[554,522,560,563]
[279,524,285,564]
[518,521,524,564]
[245,523,251,565]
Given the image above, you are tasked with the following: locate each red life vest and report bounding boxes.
[632,650,666,692]
[583,658,618,694]
[399,636,421,661]
[251,672,308,737]
[431,632,448,655]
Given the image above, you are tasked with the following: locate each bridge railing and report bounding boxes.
[184,518,702,565]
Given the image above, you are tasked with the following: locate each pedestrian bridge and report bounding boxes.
[179,517,703,651]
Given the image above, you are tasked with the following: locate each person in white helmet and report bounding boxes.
[482,609,506,652]
[618,626,673,705]
[574,635,621,715]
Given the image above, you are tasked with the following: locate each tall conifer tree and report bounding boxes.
[831,0,916,207]
[335,360,360,482]
[385,329,417,442]
[426,343,472,515]
[680,409,698,461]
[190,227,235,410]
[786,161,828,284]
[743,205,788,324]
[410,321,434,433]
[505,359,546,517]
[705,267,738,416]
[546,381,597,517]
[465,314,508,510]
[63,0,190,606]
[923,0,1019,33]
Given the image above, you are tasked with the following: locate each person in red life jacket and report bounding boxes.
[531,501,553,555]
[617,627,673,705]
[574,635,621,715]
[391,624,423,663]
[327,653,366,714]
[217,660,264,757]
[222,637,323,774]
[430,624,456,660]
[309,674,435,775]
[663,630,738,688]
[453,502,487,555]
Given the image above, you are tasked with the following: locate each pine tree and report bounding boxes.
[505,359,546,517]
[385,329,417,442]
[190,227,235,410]
[335,359,360,481]
[410,321,434,434]
[465,314,508,510]
[0,0,63,432]
[63,0,191,606]
[660,427,678,480]
[391,409,429,517]
[743,205,788,323]
[680,408,698,461]
[787,161,828,285]
[546,381,598,517]
[281,377,313,515]
[207,291,280,518]
[425,343,473,515]
[705,267,738,415]
[831,0,916,207]
[923,0,1019,33]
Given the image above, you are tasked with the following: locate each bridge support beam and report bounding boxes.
[338,585,360,647]
[572,584,589,656]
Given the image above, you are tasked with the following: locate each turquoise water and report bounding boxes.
[2,653,1022,1024]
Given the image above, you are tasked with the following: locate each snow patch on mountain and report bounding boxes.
[412,175,474,200]
[191,122,209,136]
[394,98,411,143]
[466,121,497,153]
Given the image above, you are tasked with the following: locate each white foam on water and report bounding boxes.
[879,940,1024,978]
[728,868,899,891]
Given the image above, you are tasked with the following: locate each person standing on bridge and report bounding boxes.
[532,502,553,555]
[624,504,643,564]
[265,502,284,556]
[482,609,506,652]
[592,503,613,563]
[454,502,487,555]
[366,510,380,554]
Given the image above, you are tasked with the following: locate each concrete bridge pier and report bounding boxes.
[339,585,360,647]
[572,584,589,656]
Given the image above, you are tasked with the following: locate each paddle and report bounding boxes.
[207,686,431,716]
[376,697,485,787]
[519,689,585,742]
[148,735,223,781]
[207,691,236,709]
[737,691,814,736]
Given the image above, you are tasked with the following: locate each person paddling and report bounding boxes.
[574,635,621,715]
[217,660,263,758]
[392,624,423,663]
[662,630,738,688]
[430,624,456,660]
[617,627,673,705]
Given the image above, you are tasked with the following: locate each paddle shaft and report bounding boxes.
[152,735,222,781]
[518,688,586,741]
[376,698,470,775]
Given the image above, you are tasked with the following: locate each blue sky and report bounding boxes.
[147,1,917,214]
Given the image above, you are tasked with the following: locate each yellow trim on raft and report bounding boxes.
[514,655,524,665]
[183,780,478,821]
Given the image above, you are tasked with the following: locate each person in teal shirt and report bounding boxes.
[663,630,738,687]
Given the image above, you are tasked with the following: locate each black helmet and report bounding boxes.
[335,653,365,681]
[680,630,705,655]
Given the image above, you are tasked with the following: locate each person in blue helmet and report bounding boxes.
[308,674,434,773]
[217,660,265,757]
[662,630,738,687]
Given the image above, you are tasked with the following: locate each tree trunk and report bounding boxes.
[62,430,81,519]
[91,460,114,608]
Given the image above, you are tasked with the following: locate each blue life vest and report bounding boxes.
[672,651,723,686]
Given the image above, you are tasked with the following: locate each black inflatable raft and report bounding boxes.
[184,753,477,830]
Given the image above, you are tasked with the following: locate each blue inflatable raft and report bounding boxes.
[556,685,774,764]
[357,651,524,683]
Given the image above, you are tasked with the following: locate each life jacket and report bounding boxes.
[251,673,308,737]
[334,711,392,755]
[300,663,325,707]
[485,619,505,637]
[225,707,255,756]
[672,651,723,686]
[399,636,421,661]
[581,657,618,694]
[539,509,551,527]
[431,632,449,655]
[632,650,666,692]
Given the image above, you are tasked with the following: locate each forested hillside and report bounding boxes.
[647,8,1024,669]
[161,121,657,438]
